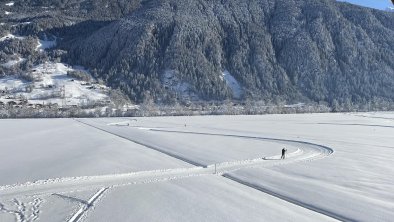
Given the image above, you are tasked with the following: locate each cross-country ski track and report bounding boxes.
[0,119,335,222]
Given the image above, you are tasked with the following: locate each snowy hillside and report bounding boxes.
[0,113,393,221]
[1,0,394,111]
[0,29,135,117]
[0,62,110,107]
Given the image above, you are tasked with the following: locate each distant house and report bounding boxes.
[7,101,17,106]
[35,104,43,109]
[48,103,59,108]
[59,107,68,112]
[18,100,28,105]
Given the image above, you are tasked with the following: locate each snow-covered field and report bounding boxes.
[0,113,393,221]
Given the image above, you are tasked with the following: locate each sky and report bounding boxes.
[338,0,393,10]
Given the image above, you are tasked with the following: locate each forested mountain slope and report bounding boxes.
[62,0,394,106]
[1,0,394,109]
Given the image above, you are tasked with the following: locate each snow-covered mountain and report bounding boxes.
[0,0,394,117]
[66,0,394,106]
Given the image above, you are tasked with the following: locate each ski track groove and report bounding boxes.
[73,119,205,167]
[67,187,108,222]
[222,174,352,222]
[353,114,394,121]
[317,122,394,129]
[0,122,335,222]
[148,128,334,158]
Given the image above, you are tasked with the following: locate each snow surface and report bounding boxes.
[0,76,26,90]
[11,22,31,27]
[36,39,56,51]
[284,102,305,108]
[0,189,100,222]
[1,57,25,68]
[0,34,25,42]
[0,119,191,186]
[5,2,14,6]
[40,189,98,222]
[221,70,243,99]
[86,176,335,222]
[162,70,199,101]
[0,113,394,221]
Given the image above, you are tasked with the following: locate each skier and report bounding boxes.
[281,148,287,160]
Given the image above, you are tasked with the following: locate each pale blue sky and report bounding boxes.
[338,0,392,10]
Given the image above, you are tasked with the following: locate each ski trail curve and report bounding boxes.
[0,128,333,198]
[146,129,340,221]
[0,124,335,222]
[147,128,334,162]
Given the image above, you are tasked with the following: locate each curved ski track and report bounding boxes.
[0,121,334,222]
